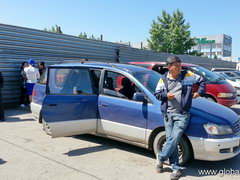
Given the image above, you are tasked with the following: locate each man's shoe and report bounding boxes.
[170,169,182,180]
[156,160,163,173]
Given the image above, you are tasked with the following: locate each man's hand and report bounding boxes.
[167,92,175,100]
[193,92,200,99]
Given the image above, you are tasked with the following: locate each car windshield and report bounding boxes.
[228,71,240,78]
[233,71,240,76]
[190,66,221,82]
[132,70,161,94]
[216,72,233,80]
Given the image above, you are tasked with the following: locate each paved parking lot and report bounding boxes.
[1,105,240,180]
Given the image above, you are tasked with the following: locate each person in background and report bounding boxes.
[24,59,40,103]
[0,72,4,121]
[118,78,135,99]
[20,62,29,107]
[38,61,46,76]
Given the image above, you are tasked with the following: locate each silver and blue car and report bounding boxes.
[31,62,240,164]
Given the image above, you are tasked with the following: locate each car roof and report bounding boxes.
[49,62,149,74]
[129,61,198,67]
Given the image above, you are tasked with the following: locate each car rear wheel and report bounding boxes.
[153,131,192,165]
[38,111,42,123]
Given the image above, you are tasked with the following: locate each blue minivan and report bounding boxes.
[31,62,240,164]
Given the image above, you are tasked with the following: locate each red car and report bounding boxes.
[129,62,237,107]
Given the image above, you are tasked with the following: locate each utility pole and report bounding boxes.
[209,43,212,59]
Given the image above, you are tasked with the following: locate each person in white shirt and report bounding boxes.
[24,59,40,103]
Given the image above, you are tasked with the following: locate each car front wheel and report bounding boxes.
[153,131,192,165]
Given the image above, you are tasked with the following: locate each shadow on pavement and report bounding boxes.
[4,107,31,117]
[2,107,34,122]
[66,134,155,158]
[183,154,240,177]
[64,145,111,157]
[5,117,35,122]
[70,135,240,178]
[0,158,7,165]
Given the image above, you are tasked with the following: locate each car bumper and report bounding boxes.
[217,98,237,107]
[30,102,42,120]
[188,135,240,161]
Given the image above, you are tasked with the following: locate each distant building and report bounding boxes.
[191,34,232,61]
[130,41,149,49]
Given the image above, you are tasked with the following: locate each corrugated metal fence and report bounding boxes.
[119,46,236,69]
[0,23,122,106]
[0,23,236,106]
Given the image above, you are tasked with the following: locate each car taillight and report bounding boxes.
[32,90,36,97]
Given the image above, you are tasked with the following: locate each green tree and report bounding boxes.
[188,50,204,56]
[78,32,101,40]
[79,32,88,38]
[44,25,63,34]
[214,54,218,59]
[148,9,195,54]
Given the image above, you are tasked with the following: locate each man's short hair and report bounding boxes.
[166,56,182,65]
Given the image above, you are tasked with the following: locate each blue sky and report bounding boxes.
[0,0,239,60]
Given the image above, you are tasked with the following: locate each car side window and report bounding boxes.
[152,65,168,75]
[102,71,141,101]
[55,69,71,87]
[90,69,101,94]
[48,68,94,95]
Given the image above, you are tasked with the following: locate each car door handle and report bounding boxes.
[49,104,57,106]
[100,104,109,107]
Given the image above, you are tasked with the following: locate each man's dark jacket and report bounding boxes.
[154,70,206,114]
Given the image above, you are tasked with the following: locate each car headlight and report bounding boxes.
[203,123,233,135]
[217,93,234,98]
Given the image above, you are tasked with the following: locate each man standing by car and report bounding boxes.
[154,56,205,180]
[0,72,4,121]
[24,59,40,103]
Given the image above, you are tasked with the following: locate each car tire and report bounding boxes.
[153,131,192,165]
[39,111,42,124]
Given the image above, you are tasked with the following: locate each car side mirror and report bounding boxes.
[132,92,145,102]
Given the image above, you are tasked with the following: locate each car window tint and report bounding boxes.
[190,66,220,82]
[102,71,139,100]
[55,69,71,87]
[153,65,168,75]
[48,68,93,95]
[90,69,101,93]
[225,72,235,78]
[133,70,161,94]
